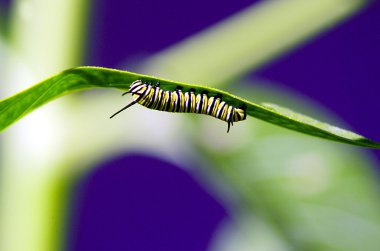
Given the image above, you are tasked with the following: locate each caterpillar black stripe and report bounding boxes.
[110,80,247,132]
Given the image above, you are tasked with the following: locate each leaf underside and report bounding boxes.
[0,66,379,148]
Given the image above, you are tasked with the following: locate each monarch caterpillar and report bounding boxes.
[110,80,247,132]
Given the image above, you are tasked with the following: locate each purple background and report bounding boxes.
[2,0,379,250]
[69,154,226,251]
[69,1,380,250]
[71,1,380,250]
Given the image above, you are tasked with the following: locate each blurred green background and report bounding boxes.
[1,0,380,250]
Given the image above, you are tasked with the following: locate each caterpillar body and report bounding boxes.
[110,80,247,132]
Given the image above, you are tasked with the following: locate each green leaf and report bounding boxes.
[0,66,379,148]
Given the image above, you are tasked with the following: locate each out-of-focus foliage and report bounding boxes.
[1,0,380,251]
[197,83,380,251]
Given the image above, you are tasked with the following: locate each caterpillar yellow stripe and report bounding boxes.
[110,80,247,132]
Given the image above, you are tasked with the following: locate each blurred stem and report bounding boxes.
[143,0,366,85]
[0,0,368,251]
[0,0,88,251]
[9,0,88,78]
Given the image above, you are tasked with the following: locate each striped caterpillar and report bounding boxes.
[110,80,246,132]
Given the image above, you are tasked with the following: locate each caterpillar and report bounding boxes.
[110,80,247,132]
